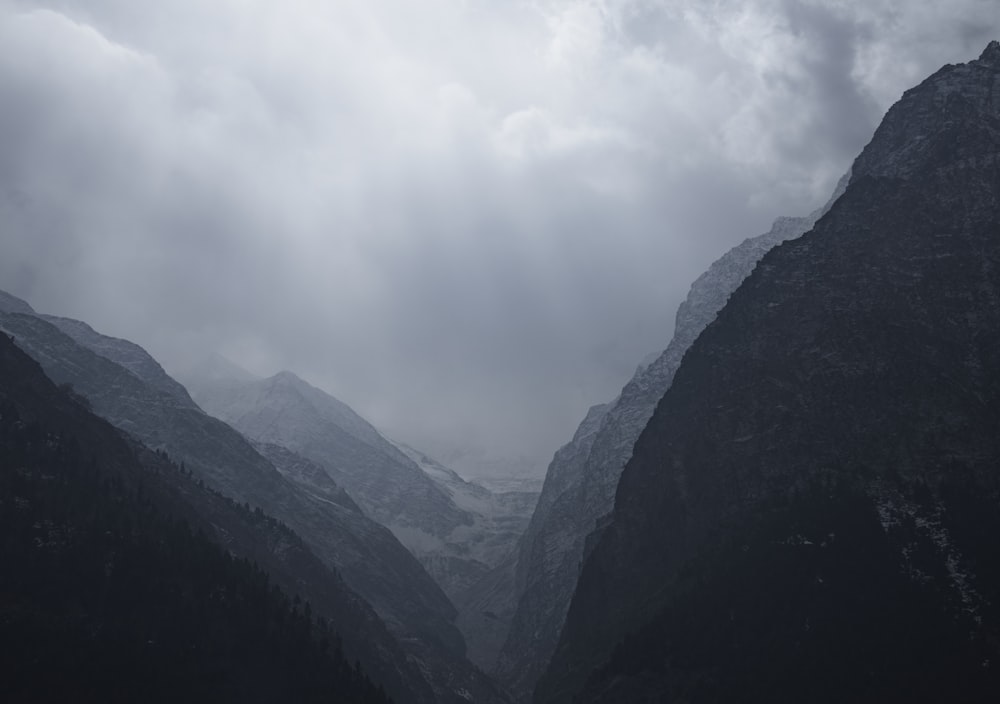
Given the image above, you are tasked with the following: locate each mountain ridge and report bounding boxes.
[189,366,536,608]
[0,295,506,704]
[493,170,849,699]
[538,42,1000,704]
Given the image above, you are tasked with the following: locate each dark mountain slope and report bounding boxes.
[0,305,506,704]
[495,164,848,703]
[538,42,1000,703]
[0,333,394,704]
[475,209,852,696]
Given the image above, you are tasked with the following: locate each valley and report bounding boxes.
[2,24,1000,704]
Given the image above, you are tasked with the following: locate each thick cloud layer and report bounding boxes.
[2,0,997,478]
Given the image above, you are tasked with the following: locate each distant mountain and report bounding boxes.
[393,440,538,583]
[0,332,395,704]
[186,370,469,539]
[0,296,506,704]
[539,42,1000,703]
[391,441,538,671]
[493,172,849,700]
[428,448,545,495]
[187,369,534,603]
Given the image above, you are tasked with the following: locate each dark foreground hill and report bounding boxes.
[0,332,392,704]
[0,300,507,704]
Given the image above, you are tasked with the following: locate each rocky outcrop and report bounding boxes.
[494,168,848,701]
[538,42,1000,703]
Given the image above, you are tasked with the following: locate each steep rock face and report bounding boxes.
[0,301,505,704]
[188,371,524,601]
[539,43,1000,703]
[494,174,848,699]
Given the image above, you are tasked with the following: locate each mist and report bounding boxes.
[2,0,996,477]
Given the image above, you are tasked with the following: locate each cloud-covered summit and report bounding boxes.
[2,0,996,476]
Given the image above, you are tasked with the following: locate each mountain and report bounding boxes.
[187,369,534,603]
[41,314,198,405]
[0,298,505,704]
[393,441,538,584]
[538,42,1000,703]
[492,169,848,698]
[393,441,539,671]
[0,332,396,704]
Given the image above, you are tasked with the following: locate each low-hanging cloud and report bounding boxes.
[2,0,997,476]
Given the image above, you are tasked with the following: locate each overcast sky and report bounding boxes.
[1,0,997,478]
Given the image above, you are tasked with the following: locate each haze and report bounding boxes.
[1,0,996,479]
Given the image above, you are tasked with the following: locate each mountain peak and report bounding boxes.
[263,370,313,395]
[538,46,1000,704]
[979,39,1000,63]
[271,369,303,384]
[0,289,36,315]
[850,41,1000,182]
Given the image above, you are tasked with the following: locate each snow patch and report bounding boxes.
[869,482,984,623]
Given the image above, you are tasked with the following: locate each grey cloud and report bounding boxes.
[2,0,998,477]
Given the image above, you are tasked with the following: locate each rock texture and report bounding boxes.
[494,166,848,700]
[538,42,1000,703]
[0,297,506,704]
